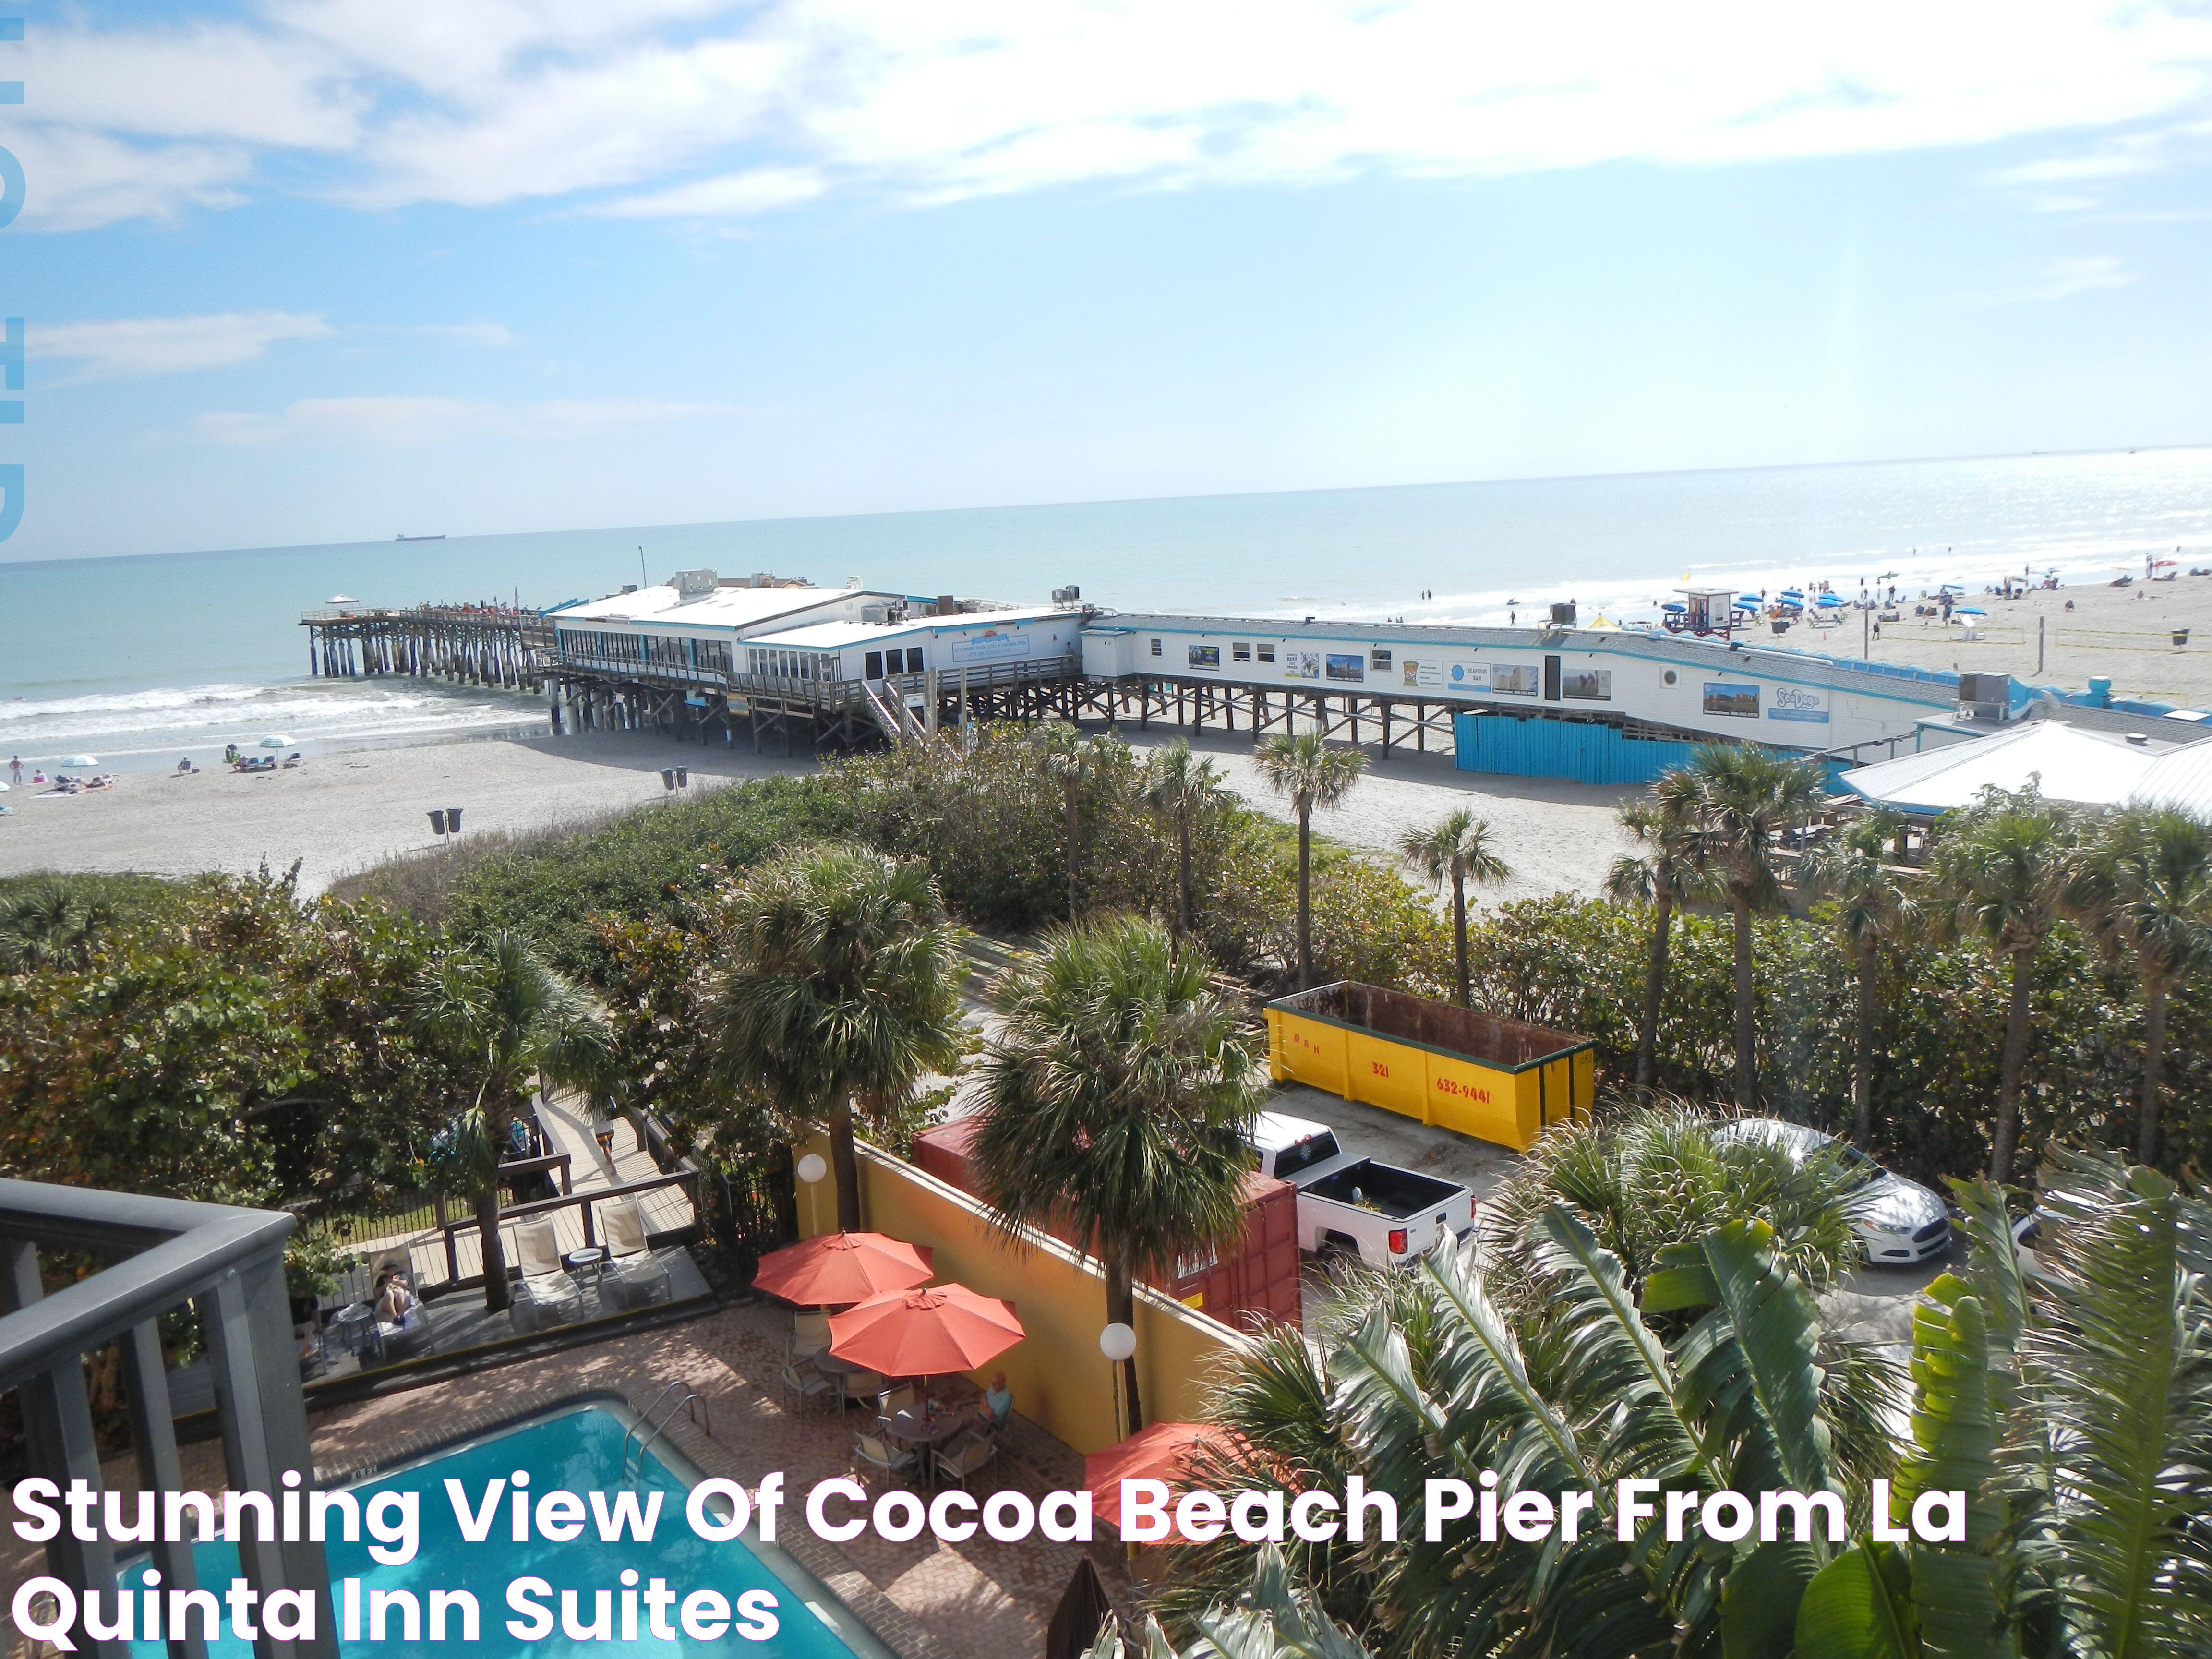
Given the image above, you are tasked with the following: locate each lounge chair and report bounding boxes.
[934,1431,998,1490]
[791,1310,831,1360]
[508,1219,584,1334]
[853,1433,915,1480]
[598,1199,671,1310]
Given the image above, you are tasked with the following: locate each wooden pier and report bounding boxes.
[544,655,1085,753]
[301,606,555,689]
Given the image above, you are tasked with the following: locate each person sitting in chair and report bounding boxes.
[974,1371,1013,1436]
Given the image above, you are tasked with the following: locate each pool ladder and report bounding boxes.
[622,1381,711,1478]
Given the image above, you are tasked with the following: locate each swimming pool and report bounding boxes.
[124,1400,893,1658]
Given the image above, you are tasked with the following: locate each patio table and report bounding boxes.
[885,1407,967,1483]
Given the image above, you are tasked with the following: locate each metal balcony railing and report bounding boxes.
[0,1181,335,1659]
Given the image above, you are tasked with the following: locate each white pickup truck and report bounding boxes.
[1249,1110,1477,1268]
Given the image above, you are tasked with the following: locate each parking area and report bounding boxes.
[1264,1078,1946,1342]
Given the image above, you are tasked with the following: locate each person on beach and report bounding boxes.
[7,757,19,785]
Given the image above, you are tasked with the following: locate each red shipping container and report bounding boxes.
[911,1117,1302,1332]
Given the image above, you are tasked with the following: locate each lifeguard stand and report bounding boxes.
[1677,587,1738,637]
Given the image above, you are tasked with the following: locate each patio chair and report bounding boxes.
[779,1360,833,1414]
[508,1218,584,1334]
[840,1369,885,1408]
[934,1431,998,1490]
[853,1433,915,1481]
[878,1383,919,1419]
[598,1199,672,1310]
[791,1311,831,1360]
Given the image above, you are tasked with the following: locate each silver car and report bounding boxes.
[1713,1118,1952,1266]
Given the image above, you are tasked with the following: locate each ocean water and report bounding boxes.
[4,445,2209,771]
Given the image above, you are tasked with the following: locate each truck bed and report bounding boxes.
[1303,1160,1464,1220]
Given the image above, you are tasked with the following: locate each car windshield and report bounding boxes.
[1831,1144,1882,1189]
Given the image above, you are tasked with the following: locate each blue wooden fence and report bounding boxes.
[1453,713,1701,785]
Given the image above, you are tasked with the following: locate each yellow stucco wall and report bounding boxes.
[794,1136,1250,1454]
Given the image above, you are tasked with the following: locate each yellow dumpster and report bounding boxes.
[1265,981,1595,1153]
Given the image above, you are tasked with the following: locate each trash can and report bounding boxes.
[675,767,689,788]
[427,809,446,836]
[660,769,676,791]
[446,807,462,834]
[2174,628,2191,648]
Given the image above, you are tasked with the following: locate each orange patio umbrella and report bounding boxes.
[827,1282,1025,1378]
[752,1232,934,1307]
[1084,1422,1227,1531]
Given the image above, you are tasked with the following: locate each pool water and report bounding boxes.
[125,1404,879,1658]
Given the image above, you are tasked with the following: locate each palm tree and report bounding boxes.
[1930,790,2074,1183]
[1253,731,1367,988]
[1161,1207,1901,1655]
[1397,807,1511,1008]
[1800,808,1920,1150]
[1164,1145,2208,1659]
[712,844,967,1232]
[0,877,120,972]
[969,916,1262,1436]
[2063,805,2212,1164]
[1787,1151,2211,1659]
[1603,770,1705,1090]
[1143,739,1234,938]
[1680,743,1827,1109]
[412,930,616,1313]
[1035,722,1101,924]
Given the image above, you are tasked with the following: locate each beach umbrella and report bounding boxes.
[1661,602,1685,613]
[1954,606,1988,617]
[62,755,97,767]
[1817,594,1844,608]
[1780,589,1805,600]
[827,1281,1024,1378]
[752,1232,933,1307]
[258,735,292,749]
[1737,594,1762,606]
[1084,1423,1229,1531]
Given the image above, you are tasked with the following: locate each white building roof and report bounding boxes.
[748,606,1081,650]
[1840,720,2165,815]
[553,584,890,632]
[2128,740,2212,819]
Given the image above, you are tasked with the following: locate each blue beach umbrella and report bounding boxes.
[1953,606,1987,616]
[1816,594,1844,608]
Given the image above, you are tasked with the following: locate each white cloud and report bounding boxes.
[10,1,2212,229]
[33,312,335,379]
[1958,254,2137,304]
[185,395,739,445]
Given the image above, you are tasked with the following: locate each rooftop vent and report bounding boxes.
[1051,584,1082,605]
[1549,601,1577,627]
[671,568,718,596]
[1959,672,2014,722]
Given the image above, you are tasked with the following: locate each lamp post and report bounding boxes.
[1100,1322,1137,1441]
[796,1153,827,1238]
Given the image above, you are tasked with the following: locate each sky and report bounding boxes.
[1,0,2211,563]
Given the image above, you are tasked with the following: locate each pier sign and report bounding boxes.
[1702,682,1762,719]
[1767,685,1831,723]
[951,628,1031,663]
[1187,644,1221,671]
[1282,650,1320,680]
[1324,653,1365,683]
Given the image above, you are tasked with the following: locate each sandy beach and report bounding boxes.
[0,731,813,895]
[1771,569,2212,705]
